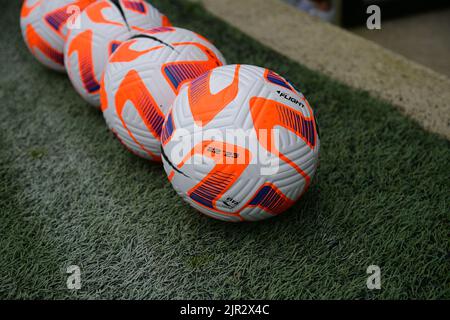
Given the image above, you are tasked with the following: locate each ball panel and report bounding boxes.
[23,23,65,71]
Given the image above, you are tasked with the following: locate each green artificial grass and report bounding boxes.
[0,0,449,299]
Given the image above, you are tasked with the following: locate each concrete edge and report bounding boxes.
[191,0,450,139]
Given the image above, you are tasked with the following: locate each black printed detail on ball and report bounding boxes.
[223,197,240,209]
[161,146,189,178]
[110,0,130,30]
[276,90,305,108]
[129,34,175,51]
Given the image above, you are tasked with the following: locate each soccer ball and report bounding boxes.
[64,0,170,107]
[161,65,320,222]
[20,0,96,72]
[101,27,226,161]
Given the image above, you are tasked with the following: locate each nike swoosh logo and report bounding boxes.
[161,146,189,178]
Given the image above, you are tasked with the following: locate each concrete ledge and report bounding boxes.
[192,0,450,139]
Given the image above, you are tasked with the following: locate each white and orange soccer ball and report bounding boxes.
[101,27,226,161]
[64,0,171,107]
[161,65,320,222]
[20,0,96,72]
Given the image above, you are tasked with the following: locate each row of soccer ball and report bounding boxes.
[20,0,320,222]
